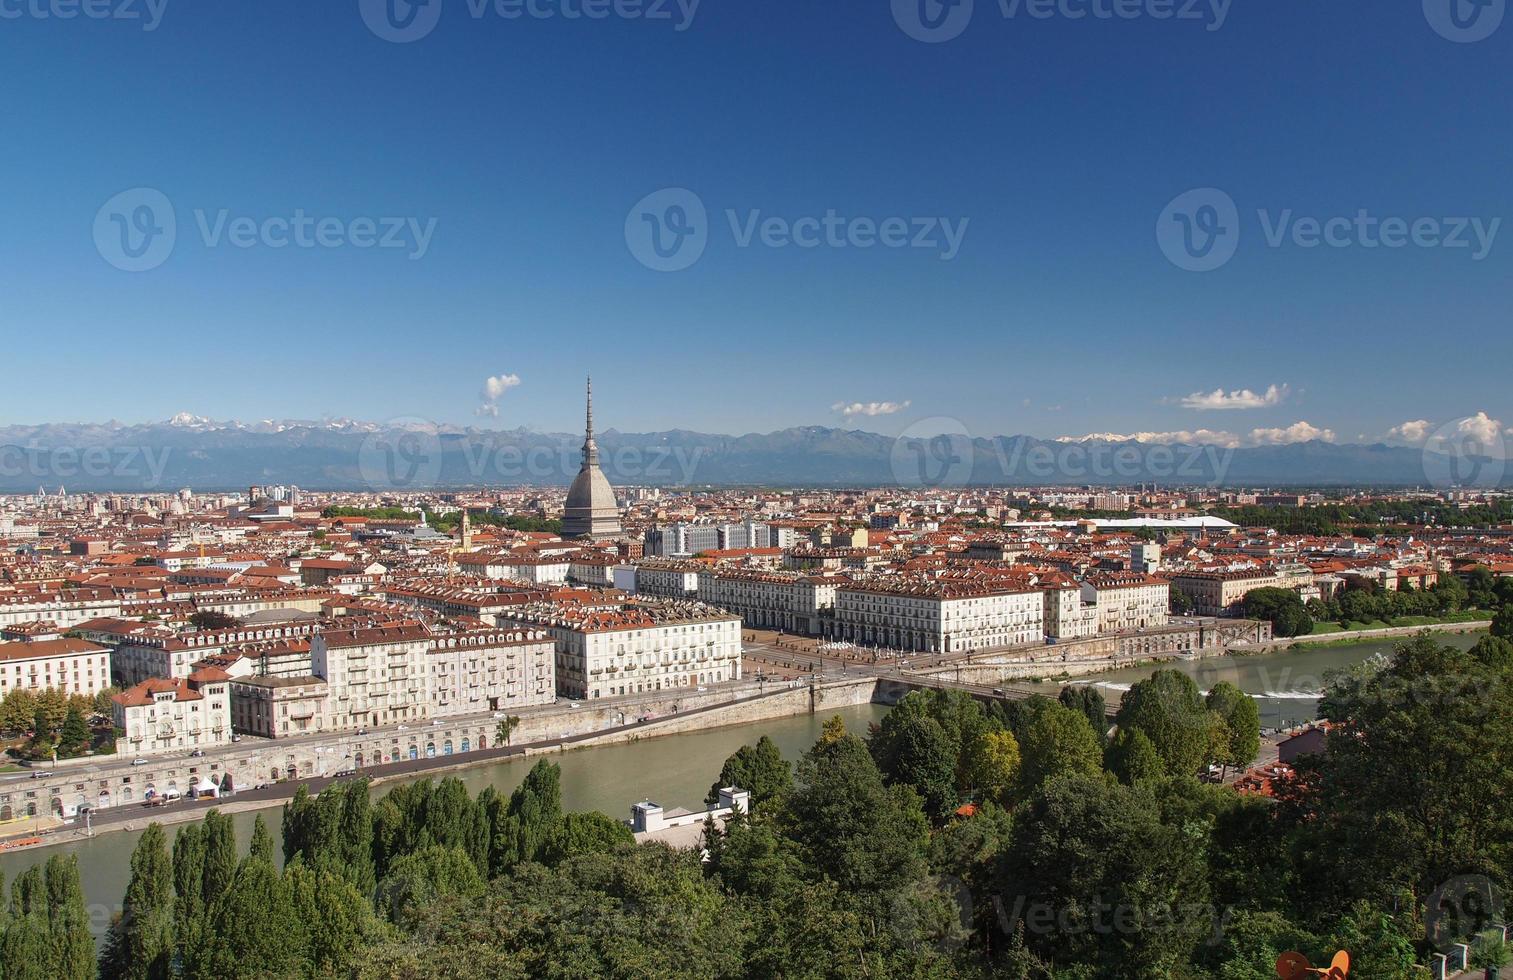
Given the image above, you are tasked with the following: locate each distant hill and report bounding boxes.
[0,417,1499,491]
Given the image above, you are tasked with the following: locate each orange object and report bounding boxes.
[1275,950,1349,979]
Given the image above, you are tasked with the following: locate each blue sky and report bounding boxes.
[1,0,1509,447]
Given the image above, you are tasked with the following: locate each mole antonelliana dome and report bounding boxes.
[561,377,622,540]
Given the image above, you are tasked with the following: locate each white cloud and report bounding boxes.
[1454,411,1505,446]
[475,373,522,418]
[833,400,911,418]
[482,373,522,401]
[1055,430,1243,448]
[1249,421,1335,445]
[1387,419,1432,444]
[1178,383,1290,411]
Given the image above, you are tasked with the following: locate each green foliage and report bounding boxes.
[1492,604,1513,640]
[961,728,1021,807]
[489,761,563,875]
[57,706,90,756]
[999,774,1213,978]
[283,780,377,893]
[496,714,521,745]
[1104,727,1164,785]
[103,822,174,980]
[868,703,959,820]
[1059,684,1109,744]
[1244,587,1314,638]
[705,734,792,810]
[1116,669,1213,778]
[377,845,486,927]
[1206,681,1261,775]
[1298,635,1513,910]
[249,814,275,864]
[780,733,929,897]
[541,810,635,865]
[185,856,301,978]
[1016,700,1103,795]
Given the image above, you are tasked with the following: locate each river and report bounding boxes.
[1070,630,1483,730]
[0,702,889,942]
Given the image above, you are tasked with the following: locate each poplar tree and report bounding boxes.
[44,855,94,980]
[200,809,237,908]
[103,823,174,980]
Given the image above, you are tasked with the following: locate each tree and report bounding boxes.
[818,714,847,745]
[1244,587,1313,637]
[285,863,381,975]
[188,611,240,631]
[103,823,174,980]
[250,814,275,864]
[44,855,93,980]
[1059,684,1109,744]
[1116,669,1213,778]
[58,706,90,756]
[171,822,207,966]
[1104,727,1164,785]
[93,686,120,718]
[201,809,237,909]
[376,845,487,926]
[999,774,1213,978]
[1206,681,1261,778]
[0,689,37,736]
[1170,587,1196,615]
[868,707,959,820]
[489,761,562,875]
[541,811,634,865]
[961,728,1020,807]
[780,734,928,898]
[1491,604,1513,640]
[496,715,521,746]
[1469,634,1513,670]
[1297,636,1513,910]
[2,866,52,980]
[1017,700,1103,795]
[186,857,303,979]
[34,688,67,734]
[706,735,792,809]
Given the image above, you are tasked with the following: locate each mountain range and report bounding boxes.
[0,417,1499,492]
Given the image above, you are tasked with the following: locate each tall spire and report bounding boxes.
[582,376,599,466]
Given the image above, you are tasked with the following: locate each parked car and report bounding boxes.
[189,749,205,758]
[231,734,243,742]
[131,758,148,766]
[30,770,52,779]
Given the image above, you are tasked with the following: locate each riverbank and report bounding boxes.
[0,676,883,853]
[1230,620,1489,653]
